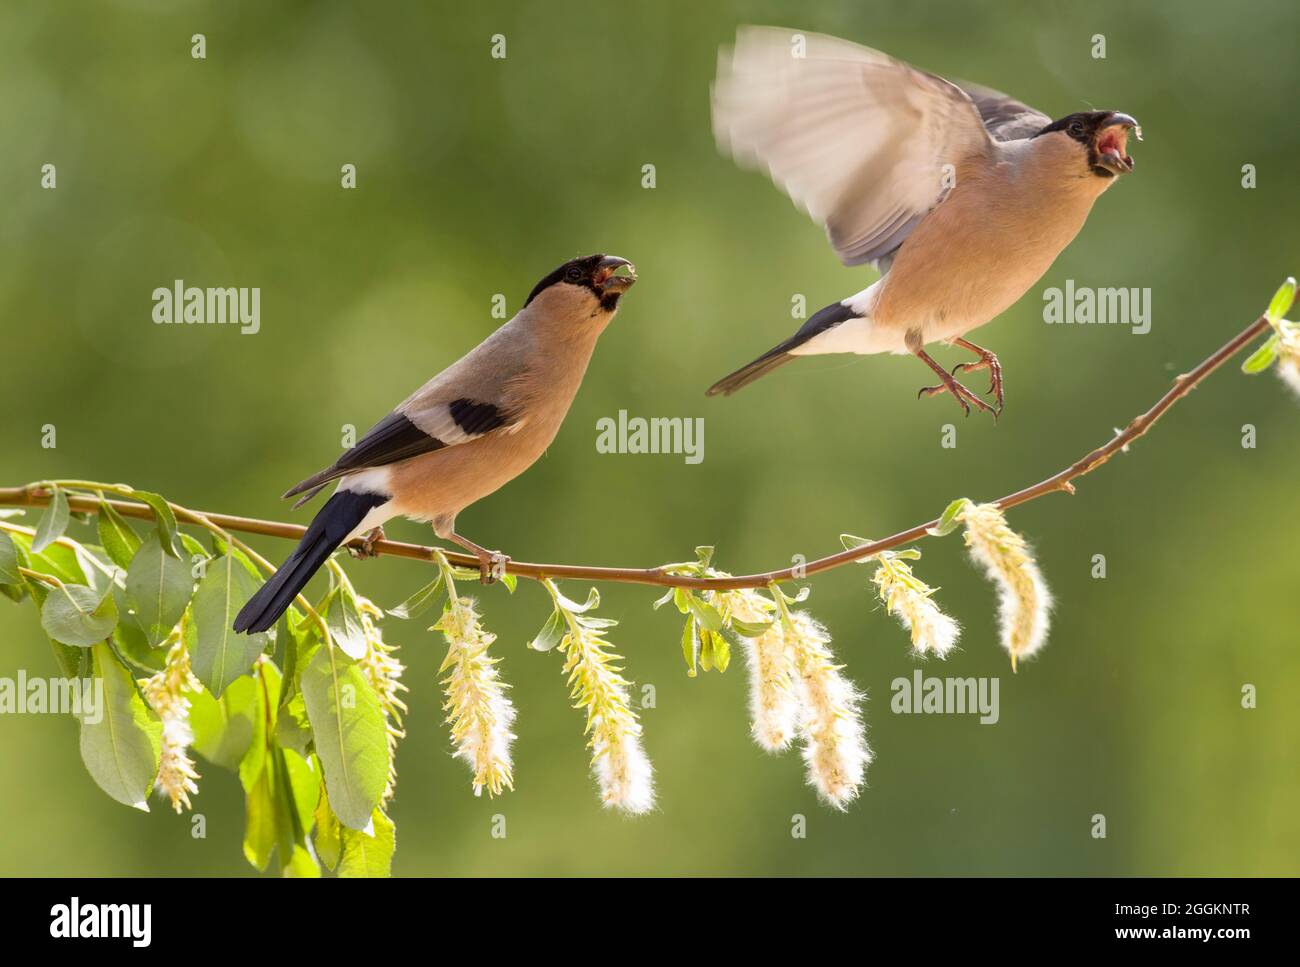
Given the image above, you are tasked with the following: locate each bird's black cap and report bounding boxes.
[1035,110,1141,176]
[525,254,637,310]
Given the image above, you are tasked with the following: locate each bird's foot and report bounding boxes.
[472,548,511,585]
[914,347,996,418]
[349,526,386,559]
[952,342,1005,415]
[449,532,511,585]
[917,370,998,418]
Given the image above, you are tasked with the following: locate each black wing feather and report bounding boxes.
[282,399,513,505]
[448,399,509,436]
[282,412,445,501]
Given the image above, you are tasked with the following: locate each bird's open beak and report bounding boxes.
[594,255,637,293]
[1096,113,1142,175]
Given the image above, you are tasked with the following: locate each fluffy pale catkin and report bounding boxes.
[546,580,655,815]
[959,502,1052,670]
[436,593,517,797]
[141,638,201,814]
[872,556,960,657]
[561,621,654,814]
[1276,328,1300,397]
[726,588,799,751]
[784,610,870,810]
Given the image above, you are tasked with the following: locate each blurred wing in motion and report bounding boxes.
[712,26,993,267]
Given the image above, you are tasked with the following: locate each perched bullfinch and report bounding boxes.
[706,27,1141,415]
[233,254,637,634]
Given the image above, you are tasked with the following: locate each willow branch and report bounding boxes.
[0,314,1272,591]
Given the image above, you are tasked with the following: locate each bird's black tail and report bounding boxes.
[233,490,388,634]
[705,300,861,397]
[705,347,797,396]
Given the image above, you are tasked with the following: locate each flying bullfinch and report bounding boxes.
[706,27,1141,416]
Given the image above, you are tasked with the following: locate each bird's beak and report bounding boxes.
[594,255,637,294]
[1096,113,1142,175]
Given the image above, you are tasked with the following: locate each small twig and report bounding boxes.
[0,314,1272,591]
[18,566,66,590]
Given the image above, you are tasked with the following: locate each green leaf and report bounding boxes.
[681,615,699,677]
[125,531,194,645]
[338,808,395,878]
[282,844,321,878]
[51,637,85,678]
[79,643,162,810]
[236,659,321,877]
[299,642,389,830]
[686,594,724,632]
[1267,276,1297,323]
[499,572,518,593]
[730,617,773,637]
[0,531,20,585]
[708,630,731,672]
[697,628,730,673]
[275,609,309,709]
[96,496,141,571]
[75,546,119,596]
[386,573,444,620]
[315,785,342,871]
[178,532,210,564]
[553,586,600,614]
[126,490,182,557]
[190,552,270,697]
[277,747,321,872]
[237,665,277,793]
[325,585,368,660]
[189,675,259,771]
[24,580,84,676]
[1241,334,1280,374]
[111,591,168,673]
[672,587,692,614]
[18,533,87,584]
[32,487,70,553]
[528,608,565,652]
[772,584,811,605]
[651,587,675,610]
[926,497,972,538]
[41,583,118,647]
[243,766,278,872]
[276,691,314,756]
[219,541,267,585]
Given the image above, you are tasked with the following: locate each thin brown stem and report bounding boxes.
[0,314,1273,591]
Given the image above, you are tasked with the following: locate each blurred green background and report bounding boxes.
[2,0,1297,876]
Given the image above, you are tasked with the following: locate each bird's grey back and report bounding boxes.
[954,80,1051,142]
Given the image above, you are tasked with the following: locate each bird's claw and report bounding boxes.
[918,375,996,418]
[919,382,970,417]
[349,526,386,559]
[952,350,1005,415]
[474,549,511,585]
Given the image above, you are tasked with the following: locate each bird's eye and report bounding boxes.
[565,267,583,282]
[1068,120,1085,137]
